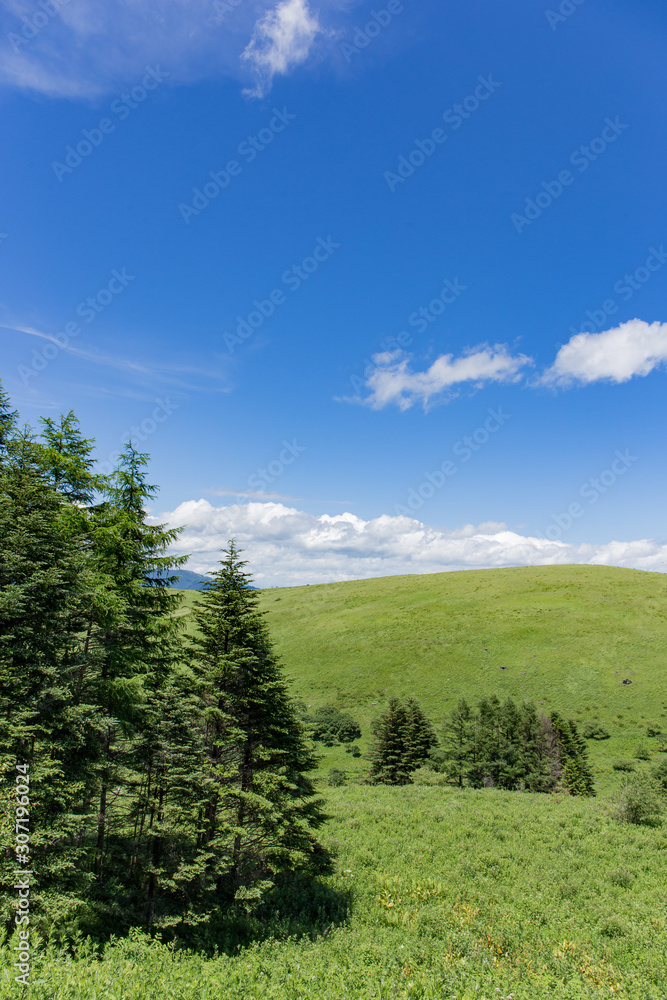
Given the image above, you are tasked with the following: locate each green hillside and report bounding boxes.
[179,564,667,790]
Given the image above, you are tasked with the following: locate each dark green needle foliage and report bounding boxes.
[190,540,327,908]
[432,696,594,796]
[368,697,437,784]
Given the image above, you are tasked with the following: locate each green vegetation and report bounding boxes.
[246,565,667,792]
[302,705,361,745]
[2,785,667,999]
[0,392,323,946]
[3,385,667,997]
[432,696,594,795]
[368,697,437,784]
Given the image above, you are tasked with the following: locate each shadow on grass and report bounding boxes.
[50,865,351,959]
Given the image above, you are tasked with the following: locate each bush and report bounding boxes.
[650,759,667,792]
[608,868,634,888]
[583,722,610,740]
[647,724,663,737]
[612,759,635,772]
[327,769,347,787]
[410,767,452,787]
[305,706,361,745]
[344,744,362,757]
[635,742,651,761]
[598,916,630,938]
[613,777,663,827]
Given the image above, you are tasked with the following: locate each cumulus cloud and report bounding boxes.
[0,0,334,99]
[242,0,323,98]
[152,498,667,587]
[349,345,533,411]
[541,319,667,387]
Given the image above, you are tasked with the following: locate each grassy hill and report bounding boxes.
[7,565,666,999]
[178,564,667,790]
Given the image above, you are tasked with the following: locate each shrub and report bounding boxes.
[650,759,667,792]
[344,744,362,757]
[410,767,452,787]
[613,777,663,827]
[612,759,635,772]
[647,724,663,738]
[305,706,361,745]
[598,916,630,938]
[327,769,346,787]
[608,868,634,888]
[583,722,610,740]
[635,742,651,761]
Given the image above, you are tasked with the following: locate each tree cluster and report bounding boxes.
[0,388,325,939]
[303,706,361,746]
[368,694,595,796]
[368,698,438,785]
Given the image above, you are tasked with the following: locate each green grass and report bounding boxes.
[6,565,665,998]
[4,785,666,999]
[178,564,667,790]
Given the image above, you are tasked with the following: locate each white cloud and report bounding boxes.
[541,319,667,387]
[152,498,667,587]
[242,0,323,98]
[348,345,533,411]
[0,0,335,99]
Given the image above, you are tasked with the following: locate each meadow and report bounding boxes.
[3,784,666,999]
[180,564,667,792]
[3,564,667,999]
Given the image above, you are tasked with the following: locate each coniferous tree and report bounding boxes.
[84,443,187,887]
[0,427,99,922]
[369,697,437,784]
[190,540,326,907]
[431,696,475,787]
[39,410,99,504]
[434,696,595,796]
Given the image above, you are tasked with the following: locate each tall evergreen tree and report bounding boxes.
[39,410,99,504]
[0,428,99,923]
[84,443,187,886]
[190,540,326,906]
[369,697,437,784]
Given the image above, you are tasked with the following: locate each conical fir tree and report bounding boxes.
[369,697,437,784]
[191,540,325,905]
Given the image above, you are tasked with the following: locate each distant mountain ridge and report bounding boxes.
[170,569,210,590]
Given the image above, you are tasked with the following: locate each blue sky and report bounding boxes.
[1,0,667,585]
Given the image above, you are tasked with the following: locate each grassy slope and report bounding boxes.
[178,564,667,790]
[6,567,667,999]
[8,786,667,999]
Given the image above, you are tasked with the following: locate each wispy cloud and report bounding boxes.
[153,498,667,586]
[242,0,323,98]
[345,344,533,411]
[540,319,667,387]
[0,0,341,99]
[5,323,230,395]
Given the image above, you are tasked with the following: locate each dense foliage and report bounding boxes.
[2,784,667,999]
[0,388,325,940]
[303,706,361,745]
[430,695,595,795]
[368,697,438,784]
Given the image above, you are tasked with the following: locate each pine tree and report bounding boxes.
[550,713,595,797]
[39,410,99,504]
[190,540,326,907]
[0,381,18,465]
[0,428,99,925]
[369,697,437,784]
[84,443,187,890]
[434,696,474,786]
